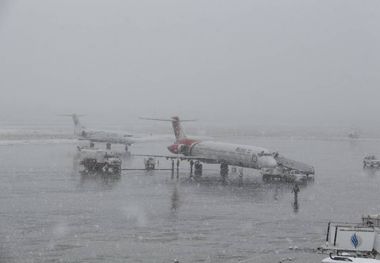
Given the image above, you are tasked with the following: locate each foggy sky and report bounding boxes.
[0,0,379,127]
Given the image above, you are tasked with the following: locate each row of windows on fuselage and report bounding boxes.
[192,145,256,160]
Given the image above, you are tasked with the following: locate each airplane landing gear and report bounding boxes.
[220,162,229,182]
[176,159,180,179]
[238,168,244,186]
[189,160,194,177]
[194,161,203,177]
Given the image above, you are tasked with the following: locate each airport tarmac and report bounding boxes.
[1,136,380,262]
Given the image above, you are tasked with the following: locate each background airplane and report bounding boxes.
[67,114,172,151]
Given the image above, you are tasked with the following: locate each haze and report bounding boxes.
[0,0,379,129]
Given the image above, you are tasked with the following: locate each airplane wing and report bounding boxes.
[274,155,315,174]
[80,132,173,145]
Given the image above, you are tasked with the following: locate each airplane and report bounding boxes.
[140,116,315,180]
[140,116,279,178]
[66,114,172,151]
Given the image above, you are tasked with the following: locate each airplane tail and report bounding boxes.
[72,114,85,136]
[171,116,186,141]
[139,116,196,142]
[61,114,85,136]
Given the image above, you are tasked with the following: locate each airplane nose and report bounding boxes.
[258,156,277,168]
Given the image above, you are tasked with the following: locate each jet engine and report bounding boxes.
[177,144,190,155]
[167,143,190,155]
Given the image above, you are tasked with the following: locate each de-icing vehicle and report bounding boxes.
[77,147,122,175]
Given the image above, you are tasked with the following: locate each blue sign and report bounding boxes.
[351,233,360,248]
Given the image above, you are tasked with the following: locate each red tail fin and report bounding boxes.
[139,116,196,142]
[171,116,186,142]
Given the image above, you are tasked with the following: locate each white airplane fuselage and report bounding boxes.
[169,139,277,169]
[143,116,313,174]
[79,129,134,145]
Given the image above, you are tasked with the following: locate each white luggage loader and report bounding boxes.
[319,215,380,263]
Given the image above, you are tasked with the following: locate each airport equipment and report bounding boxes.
[363,155,380,168]
[144,157,156,170]
[319,214,380,262]
[322,254,380,263]
[121,157,174,174]
[261,166,314,183]
[77,147,121,175]
[274,154,315,175]
[194,161,203,176]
